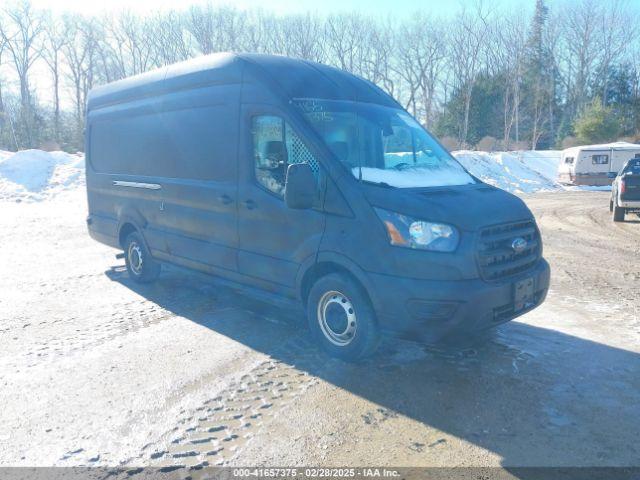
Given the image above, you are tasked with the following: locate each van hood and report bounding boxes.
[362,183,534,232]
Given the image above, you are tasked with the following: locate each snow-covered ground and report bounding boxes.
[0,148,607,203]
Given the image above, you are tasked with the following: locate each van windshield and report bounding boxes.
[294,99,475,188]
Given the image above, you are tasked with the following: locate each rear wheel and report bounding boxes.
[307,273,380,361]
[612,201,625,222]
[124,231,161,283]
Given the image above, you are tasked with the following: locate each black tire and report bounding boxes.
[307,273,380,361]
[612,202,625,222]
[123,231,161,283]
[609,199,614,212]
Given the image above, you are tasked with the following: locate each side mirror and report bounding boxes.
[285,163,316,210]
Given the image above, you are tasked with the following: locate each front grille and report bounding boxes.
[477,220,540,281]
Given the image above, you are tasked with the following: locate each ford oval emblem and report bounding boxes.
[511,237,528,254]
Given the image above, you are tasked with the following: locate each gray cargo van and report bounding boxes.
[86,53,550,360]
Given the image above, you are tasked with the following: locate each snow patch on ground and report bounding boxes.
[0,149,85,202]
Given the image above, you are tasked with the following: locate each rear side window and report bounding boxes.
[251,115,319,196]
[592,154,609,165]
[623,160,640,174]
[90,105,235,180]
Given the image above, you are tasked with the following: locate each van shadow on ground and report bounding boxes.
[106,265,640,474]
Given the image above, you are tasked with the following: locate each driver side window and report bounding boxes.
[252,115,320,197]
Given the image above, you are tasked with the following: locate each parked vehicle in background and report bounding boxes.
[610,158,640,222]
[85,53,550,360]
[558,142,640,186]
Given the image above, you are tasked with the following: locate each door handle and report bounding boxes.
[244,199,257,210]
[219,194,233,205]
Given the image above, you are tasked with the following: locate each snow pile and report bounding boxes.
[0,149,85,201]
[453,150,562,194]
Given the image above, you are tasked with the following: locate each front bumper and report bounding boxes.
[367,259,550,343]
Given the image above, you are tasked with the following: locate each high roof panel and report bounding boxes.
[238,53,398,107]
[87,53,397,111]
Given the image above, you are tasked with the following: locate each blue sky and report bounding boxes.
[31,0,524,18]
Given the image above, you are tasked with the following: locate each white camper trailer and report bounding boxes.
[558,142,640,186]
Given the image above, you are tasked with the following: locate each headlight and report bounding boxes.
[374,207,459,252]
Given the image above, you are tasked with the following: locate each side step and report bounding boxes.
[205,271,304,315]
[161,261,305,318]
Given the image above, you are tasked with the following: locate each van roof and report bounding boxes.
[87,52,399,111]
[562,141,640,154]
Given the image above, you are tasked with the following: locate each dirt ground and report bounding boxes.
[0,190,639,470]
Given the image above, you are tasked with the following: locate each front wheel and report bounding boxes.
[124,231,161,283]
[307,273,380,361]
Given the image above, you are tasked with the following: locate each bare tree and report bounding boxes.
[0,1,639,152]
[185,4,247,55]
[596,0,638,104]
[63,14,98,145]
[41,13,68,142]
[559,0,601,115]
[448,2,493,147]
[0,0,45,145]
[324,13,370,76]
[279,13,325,62]
[492,13,527,148]
[0,0,43,107]
[362,18,397,98]
[395,13,446,126]
[147,11,192,66]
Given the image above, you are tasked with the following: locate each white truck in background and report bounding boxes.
[610,158,640,222]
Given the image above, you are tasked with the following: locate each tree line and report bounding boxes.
[0,0,639,153]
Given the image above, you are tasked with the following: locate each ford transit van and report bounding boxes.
[86,53,550,360]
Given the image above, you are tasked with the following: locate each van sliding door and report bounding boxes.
[154,85,241,272]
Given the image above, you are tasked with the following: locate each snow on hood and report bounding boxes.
[0,149,85,202]
[353,166,475,188]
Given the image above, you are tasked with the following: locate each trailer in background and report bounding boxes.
[558,142,640,186]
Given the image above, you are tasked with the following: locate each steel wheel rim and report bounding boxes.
[128,241,143,275]
[317,290,357,346]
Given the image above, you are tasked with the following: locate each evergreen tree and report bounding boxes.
[435,74,506,147]
[601,64,640,137]
[574,97,620,144]
[521,0,556,149]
